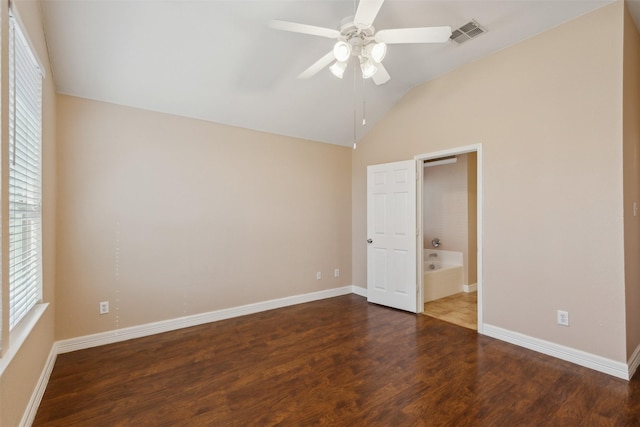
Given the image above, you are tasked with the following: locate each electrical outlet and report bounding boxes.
[316,272,322,280]
[334,268,340,278]
[557,310,569,326]
[99,301,109,315]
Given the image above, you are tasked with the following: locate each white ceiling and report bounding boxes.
[40,0,634,147]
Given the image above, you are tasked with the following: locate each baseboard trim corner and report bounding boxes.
[483,324,629,380]
[627,343,640,380]
[20,343,57,427]
[351,286,367,297]
[56,286,354,354]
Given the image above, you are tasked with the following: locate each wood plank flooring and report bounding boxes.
[423,292,477,330]
[34,294,640,426]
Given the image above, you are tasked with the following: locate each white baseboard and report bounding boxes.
[464,283,477,293]
[20,344,57,427]
[57,286,355,354]
[483,324,629,380]
[352,286,367,297]
[627,343,640,380]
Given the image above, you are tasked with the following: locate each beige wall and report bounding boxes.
[353,2,627,361]
[0,0,57,426]
[55,95,352,340]
[623,2,640,361]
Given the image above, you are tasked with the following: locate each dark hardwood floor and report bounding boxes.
[34,294,640,426]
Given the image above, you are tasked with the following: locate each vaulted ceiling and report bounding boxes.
[41,0,636,147]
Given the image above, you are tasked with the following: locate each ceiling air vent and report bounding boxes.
[450,20,486,44]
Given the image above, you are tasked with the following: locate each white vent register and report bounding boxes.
[450,20,486,44]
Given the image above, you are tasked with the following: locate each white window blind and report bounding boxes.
[8,14,43,330]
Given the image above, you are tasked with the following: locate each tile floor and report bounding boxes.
[423,292,477,330]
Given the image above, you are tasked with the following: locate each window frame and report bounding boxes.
[7,10,43,332]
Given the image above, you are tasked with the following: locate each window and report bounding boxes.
[8,14,42,330]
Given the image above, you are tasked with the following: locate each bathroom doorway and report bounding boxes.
[416,145,482,332]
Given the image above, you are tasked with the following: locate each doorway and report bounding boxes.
[416,145,482,333]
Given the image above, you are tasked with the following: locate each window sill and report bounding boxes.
[0,303,49,377]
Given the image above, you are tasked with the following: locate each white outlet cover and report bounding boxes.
[99,301,109,314]
[557,310,569,326]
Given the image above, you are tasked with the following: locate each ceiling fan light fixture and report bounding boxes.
[369,42,387,63]
[270,2,452,86]
[360,59,378,79]
[329,61,348,79]
[333,41,352,62]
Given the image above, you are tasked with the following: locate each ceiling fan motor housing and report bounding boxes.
[338,18,375,57]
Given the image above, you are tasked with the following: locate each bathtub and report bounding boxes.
[423,250,464,302]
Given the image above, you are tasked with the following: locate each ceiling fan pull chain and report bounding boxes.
[362,75,367,126]
[353,61,357,150]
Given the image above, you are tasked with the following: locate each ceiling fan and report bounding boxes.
[269,0,452,85]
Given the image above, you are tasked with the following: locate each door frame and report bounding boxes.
[415,144,483,334]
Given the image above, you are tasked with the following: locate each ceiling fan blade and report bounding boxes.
[298,51,336,79]
[375,26,452,44]
[354,0,385,29]
[269,20,340,39]
[372,63,390,85]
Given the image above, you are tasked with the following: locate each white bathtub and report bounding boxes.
[423,250,464,302]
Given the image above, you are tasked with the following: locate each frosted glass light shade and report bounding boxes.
[360,59,378,79]
[329,61,347,78]
[333,41,352,62]
[370,42,387,63]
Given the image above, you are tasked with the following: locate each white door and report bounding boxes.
[367,160,417,313]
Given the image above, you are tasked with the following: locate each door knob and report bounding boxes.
[367,239,373,244]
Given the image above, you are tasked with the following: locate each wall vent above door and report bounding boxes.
[450,20,486,44]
